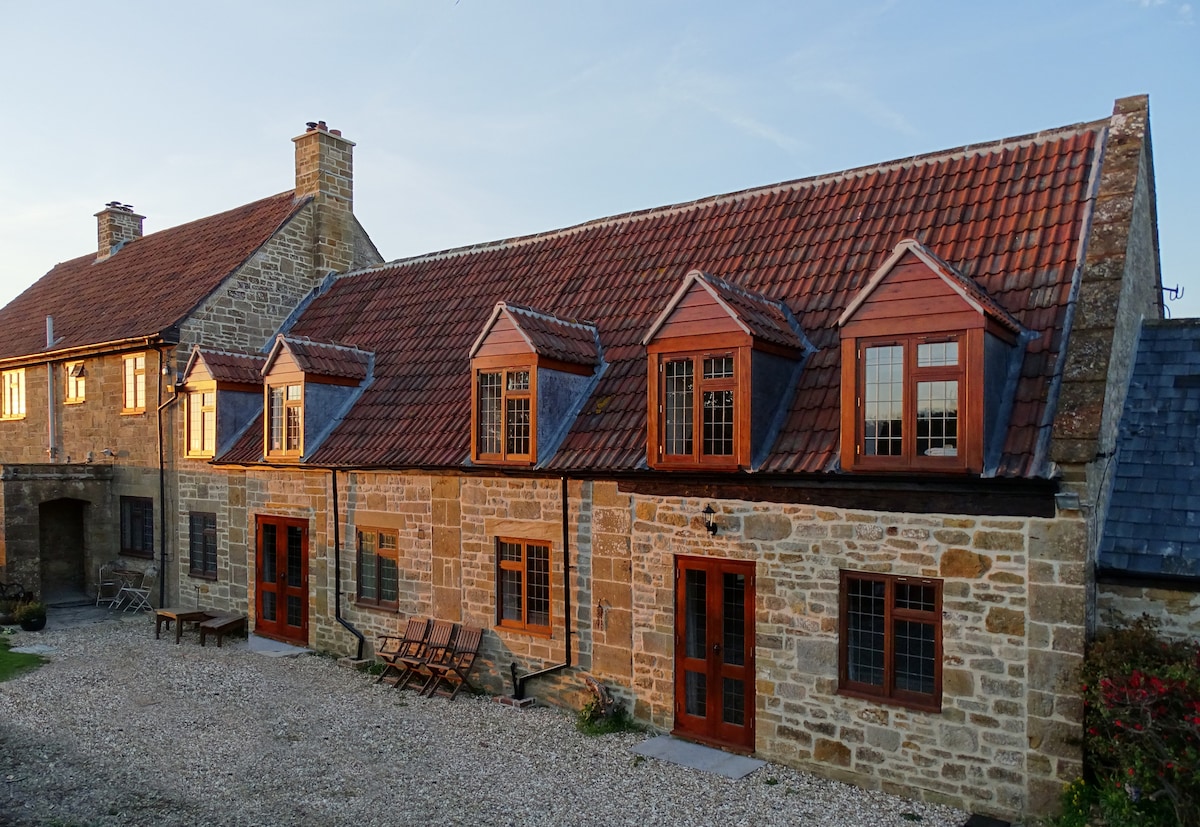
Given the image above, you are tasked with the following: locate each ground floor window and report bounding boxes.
[838,570,942,711]
[357,528,398,607]
[188,512,217,578]
[496,537,551,634]
[120,497,154,558]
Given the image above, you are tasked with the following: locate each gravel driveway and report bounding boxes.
[0,611,968,827]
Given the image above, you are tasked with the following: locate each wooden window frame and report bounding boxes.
[356,527,399,609]
[495,536,552,636]
[648,345,749,470]
[842,331,979,473]
[122,353,146,414]
[1,368,25,420]
[186,387,217,458]
[838,570,942,712]
[471,360,536,465]
[188,511,217,579]
[64,361,86,405]
[120,496,154,559]
[265,382,303,458]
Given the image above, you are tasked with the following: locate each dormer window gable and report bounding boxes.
[261,334,373,462]
[469,302,601,466]
[643,269,811,471]
[838,239,1024,475]
[181,346,267,459]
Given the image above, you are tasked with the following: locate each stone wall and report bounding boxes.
[1097,582,1200,642]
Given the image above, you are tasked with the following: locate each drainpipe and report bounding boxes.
[155,348,179,607]
[45,317,57,462]
[331,468,365,660]
[512,475,573,700]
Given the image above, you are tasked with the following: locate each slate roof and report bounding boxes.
[1098,320,1200,580]
[0,192,308,361]
[223,115,1112,476]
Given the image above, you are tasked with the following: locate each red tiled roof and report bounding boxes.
[473,303,600,366]
[645,270,807,351]
[184,348,267,386]
[236,120,1108,478]
[0,193,307,361]
[266,335,372,381]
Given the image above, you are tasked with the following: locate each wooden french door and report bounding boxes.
[255,516,309,645]
[673,556,756,752]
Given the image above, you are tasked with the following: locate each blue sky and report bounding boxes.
[2,1,1197,315]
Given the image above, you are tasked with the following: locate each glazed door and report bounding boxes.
[255,516,309,644]
[673,556,755,751]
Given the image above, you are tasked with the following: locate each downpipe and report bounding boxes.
[331,469,365,660]
[511,475,573,700]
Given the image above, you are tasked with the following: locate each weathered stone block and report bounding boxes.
[814,738,851,766]
[985,607,1025,637]
[744,513,792,541]
[940,548,992,578]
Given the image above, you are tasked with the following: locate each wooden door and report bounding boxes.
[255,515,308,644]
[673,556,755,751]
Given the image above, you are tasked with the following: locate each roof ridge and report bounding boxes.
[502,301,597,331]
[340,117,1108,279]
[280,333,372,354]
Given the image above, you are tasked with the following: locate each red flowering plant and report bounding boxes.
[1081,616,1200,827]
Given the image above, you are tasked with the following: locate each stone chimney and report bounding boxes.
[95,202,144,261]
[293,121,355,274]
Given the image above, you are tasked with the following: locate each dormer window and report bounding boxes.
[839,240,1023,475]
[643,270,809,471]
[187,387,217,457]
[476,367,533,462]
[181,346,270,463]
[268,383,303,456]
[469,303,600,467]
[260,335,372,463]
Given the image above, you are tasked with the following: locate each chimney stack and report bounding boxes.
[95,202,144,261]
[293,121,355,275]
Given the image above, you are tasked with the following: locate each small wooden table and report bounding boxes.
[155,609,214,644]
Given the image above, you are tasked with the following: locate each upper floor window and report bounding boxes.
[120,496,154,558]
[854,335,963,469]
[474,367,533,463]
[187,390,217,457]
[268,383,303,456]
[188,512,217,578]
[357,528,399,608]
[655,351,739,466]
[122,354,146,413]
[65,361,86,404]
[1,368,25,419]
[838,570,942,712]
[496,537,551,635]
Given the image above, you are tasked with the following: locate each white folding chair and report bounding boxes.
[95,562,122,608]
[119,565,158,612]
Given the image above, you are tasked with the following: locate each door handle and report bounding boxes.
[712,643,721,654]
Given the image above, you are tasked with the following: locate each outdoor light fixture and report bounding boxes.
[702,504,718,535]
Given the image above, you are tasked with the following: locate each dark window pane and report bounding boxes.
[864,346,903,456]
[894,620,936,694]
[846,578,885,686]
[664,360,694,455]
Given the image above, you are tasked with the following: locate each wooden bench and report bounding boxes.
[155,609,214,644]
[199,613,247,647]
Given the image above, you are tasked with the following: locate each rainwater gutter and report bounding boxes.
[511,475,573,700]
[331,468,366,660]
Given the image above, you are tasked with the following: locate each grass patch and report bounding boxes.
[0,634,46,682]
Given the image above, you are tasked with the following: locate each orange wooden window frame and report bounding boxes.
[186,387,217,458]
[837,570,942,712]
[840,329,983,473]
[646,344,750,470]
[471,359,537,466]
[265,382,303,458]
[121,353,146,413]
[495,536,553,636]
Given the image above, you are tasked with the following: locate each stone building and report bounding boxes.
[0,122,381,603]
[0,97,1174,821]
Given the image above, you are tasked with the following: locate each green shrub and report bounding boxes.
[576,697,642,736]
[1079,616,1200,827]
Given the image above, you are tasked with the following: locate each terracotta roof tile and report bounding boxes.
[250,119,1108,477]
[0,193,307,361]
[268,335,372,381]
[188,348,267,385]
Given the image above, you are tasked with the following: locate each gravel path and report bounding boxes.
[0,612,968,827]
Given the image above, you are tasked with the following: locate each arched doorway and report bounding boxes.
[39,498,88,603]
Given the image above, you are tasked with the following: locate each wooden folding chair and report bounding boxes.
[422,626,483,700]
[395,619,456,691]
[374,617,429,685]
